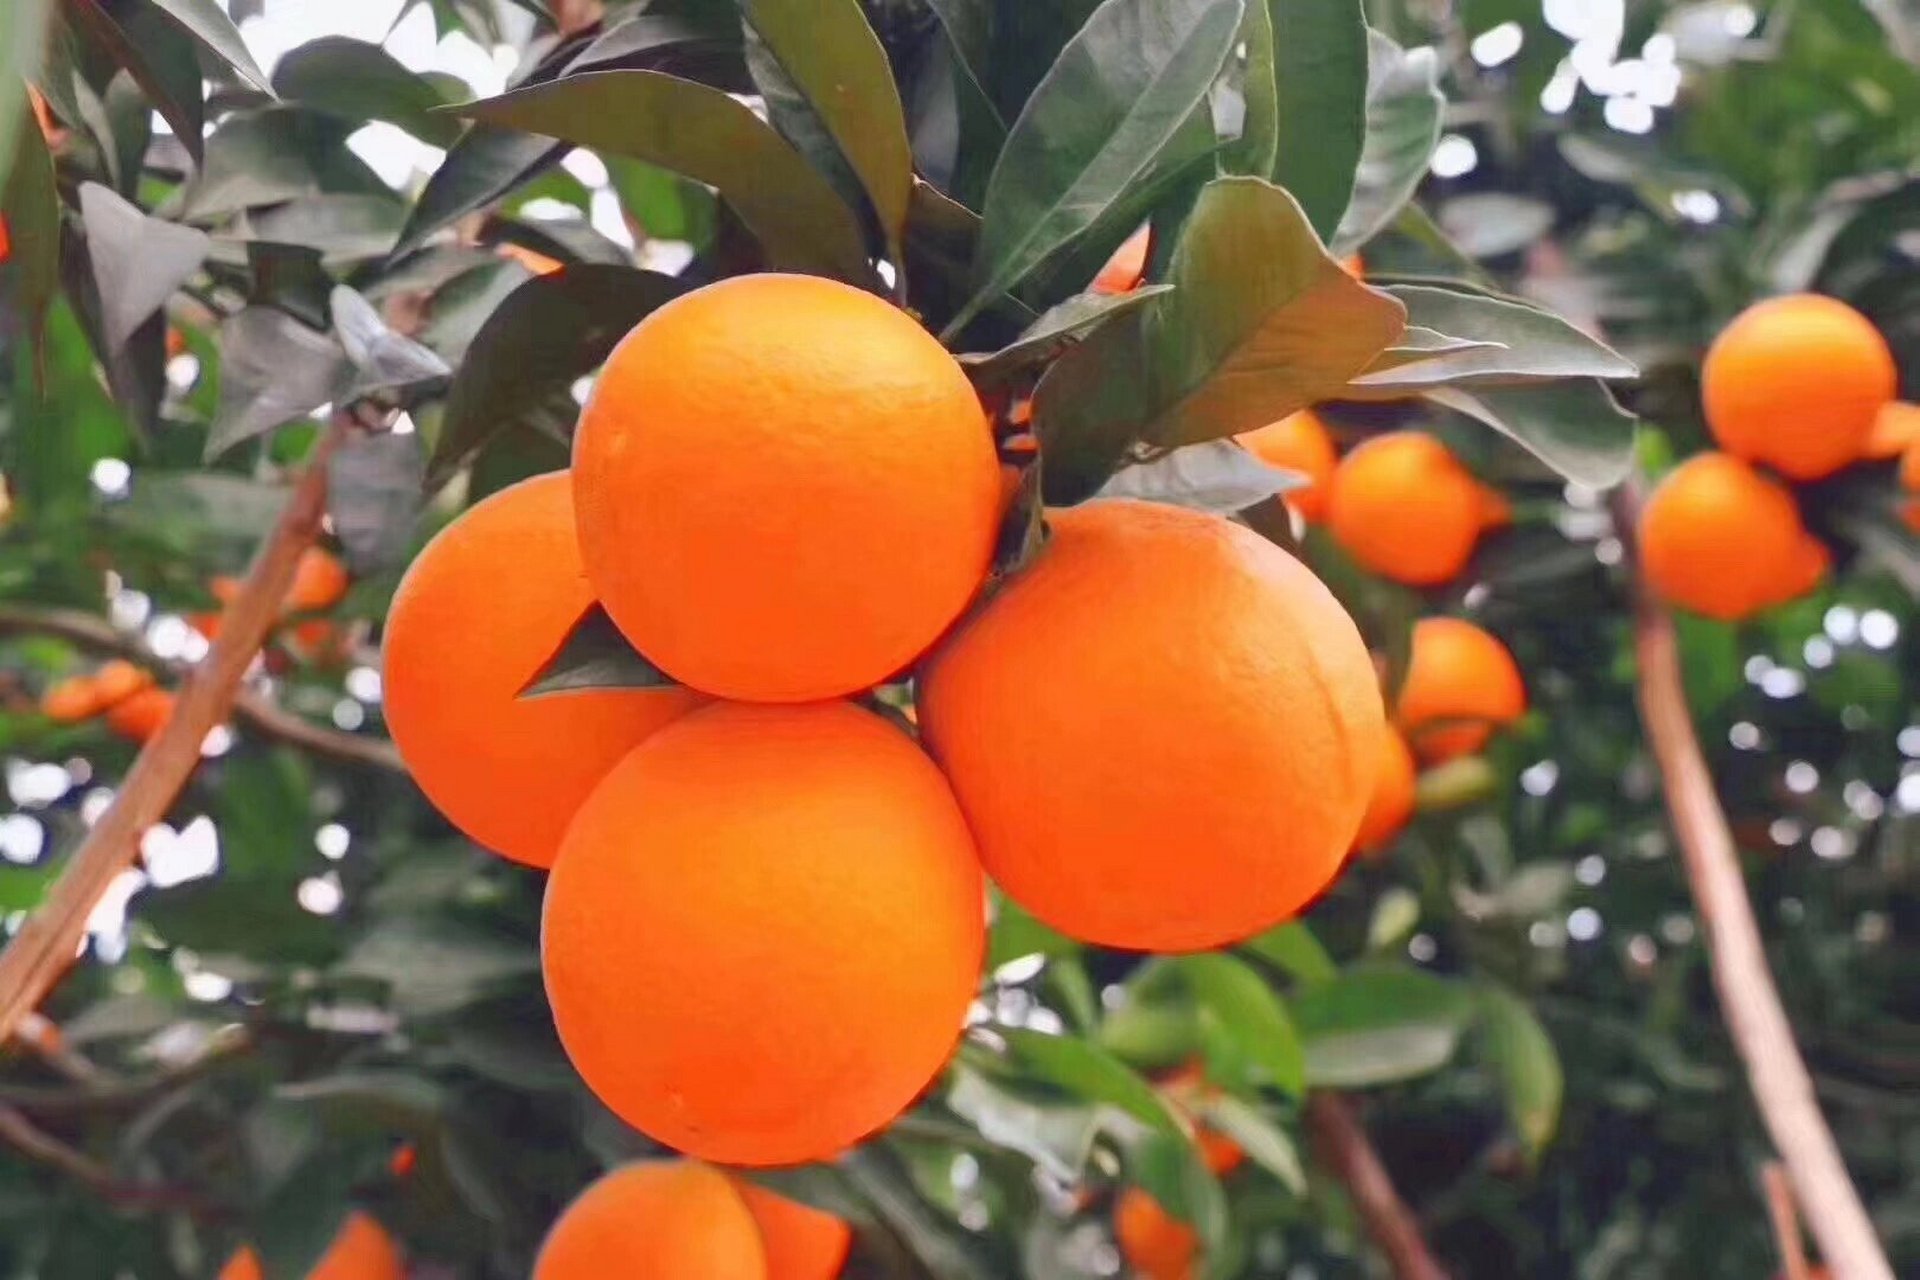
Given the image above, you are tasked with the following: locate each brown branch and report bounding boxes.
[0,1026,250,1115]
[0,604,403,774]
[1306,1093,1450,1280]
[0,423,347,1048]
[0,1104,217,1215]
[1765,1160,1813,1280]
[1611,484,1894,1280]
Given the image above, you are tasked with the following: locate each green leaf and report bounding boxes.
[1332,33,1442,256]
[839,1145,1005,1280]
[1477,983,1563,1158]
[741,0,913,256]
[330,285,452,396]
[954,0,1246,335]
[338,916,538,1018]
[606,156,717,245]
[66,0,206,161]
[432,265,685,486]
[1164,953,1306,1097]
[1000,1028,1184,1134]
[273,36,460,145]
[1096,439,1301,513]
[1426,378,1638,489]
[392,127,564,257]
[2,107,61,366]
[1292,965,1475,1088]
[520,604,678,697]
[1127,1130,1229,1250]
[327,430,425,574]
[947,1066,1101,1181]
[1144,177,1405,446]
[0,3,52,187]
[988,895,1082,969]
[1437,191,1555,258]
[1346,285,1636,389]
[574,13,746,81]
[958,284,1170,382]
[455,70,871,282]
[206,308,352,460]
[924,0,1006,135]
[172,109,347,222]
[1196,1094,1306,1194]
[238,193,411,267]
[1366,886,1422,952]
[1242,0,1367,239]
[77,183,211,352]
[1030,300,1152,503]
[149,0,273,91]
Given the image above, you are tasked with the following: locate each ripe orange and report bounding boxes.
[1394,618,1525,763]
[1093,225,1150,294]
[1637,452,1828,622]
[732,1178,855,1280]
[92,659,153,708]
[1158,1063,1244,1176]
[543,700,984,1165]
[1326,432,1510,585]
[919,500,1383,952]
[40,676,102,724]
[218,1212,403,1280]
[1237,409,1337,522]
[1114,1187,1196,1280]
[1702,294,1895,479]
[106,688,174,744]
[535,1163,767,1280]
[383,472,706,868]
[285,547,350,614]
[1354,727,1418,854]
[1866,400,1920,459]
[573,273,1000,702]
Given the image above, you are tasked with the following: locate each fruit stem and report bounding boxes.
[1305,1093,1449,1280]
[0,418,348,1050]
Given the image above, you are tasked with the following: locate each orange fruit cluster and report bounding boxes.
[1114,1064,1247,1280]
[535,1160,851,1280]
[218,1212,403,1280]
[384,272,1384,1181]
[197,547,353,666]
[38,659,174,744]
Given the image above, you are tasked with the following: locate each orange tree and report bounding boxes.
[0,1,1914,1277]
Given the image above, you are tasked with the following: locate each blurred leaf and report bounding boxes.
[328,429,425,573]
[1332,33,1441,256]
[1366,886,1422,953]
[245,241,334,329]
[392,127,565,257]
[1452,862,1575,922]
[741,0,913,255]
[948,1067,1101,1180]
[77,182,211,351]
[1292,965,1475,1088]
[148,0,274,92]
[605,156,716,245]
[988,895,1081,968]
[1096,438,1301,513]
[1000,1028,1184,1133]
[339,916,538,1018]
[273,36,458,145]
[1165,952,1306,1097]
[455,71,872,282]
[0,1,52,185]
[953,0,1245,333]
[1426,378,1638,489]
[1237,0,1366,239]
[106,471,290,548]
[1347,285,1635,389]
[521,603,677,697]
[431,265,685,486]
[329,285,451,396]
[139,876,343,965]
[959,283,1169,381]
[840,1144,1005,1280]
[1477,983,1563,1159]
[3,107,60,364]
[1239,922,1337,988]
[206,307,351,460]
[238,194,411,267]
[1127,1130,1229,1250]
[1197,1094,1307,1193]
[67,0,205,160]
[1438,192,1555,259]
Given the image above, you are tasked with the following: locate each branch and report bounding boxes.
[1764,1160,1813,1280]
[1611,484,1893,1280]
[0,1026,251,1115]
[1306,1093,1450,1280]
[0,1104,218,1215]
[0,423,348,1048]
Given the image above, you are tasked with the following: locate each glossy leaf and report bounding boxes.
[1000,1028,1183,1134]
[149,0,274,92]
[1478,984,1564,1158]
[1164,952,1306,1096]
[1030,301,1152,504]
[1332,32,1442,256]
[330,285,452,397]
[1427,378,1639,489]
[520,604,677,697]
[0,1,52,186]
[1237,0,1367,239]
[66,0,205,161]
[392,128,564,256]
[327,430,426,573]
[78,183,210,351]
[206,308,353,460]
[1348,284,1637,389]
[274,37,459,145]
[1095,439,1302,513]
[2,109,60,364]
[959,283,1169,381]
[1292,965,1476,1088]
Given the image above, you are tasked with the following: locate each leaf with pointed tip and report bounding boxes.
[454,71,871,282]
[1347,286,1636,391]
[430,265,684,487]
[149,0,274,92]
[960,285,1170,381]
[521,605,678,698]
[172,109,348,222]
[923,0,1005,134]
[1358,324,1506,377]
[329,286,452,398]
[78,183,211,351]
[206,308,353,460]
[392,128,564,257]
[3,108,60,367]
[1197,1095,1306,1193]
[1478,983,1563,1159]
[0,1,52,187]
[237,193,411,266]
[1032,303,1152,504]
[327,430,426,574]
[1293,965,1475,1088]
[1145,177,1405,446]
[573,13,746,83]
[1164,952,1306,1096]
[66,0,205,161]
[273,37,459,145]
[1000,1028,1185,1134]
[1096,439,1302,514]
[1332,33,1442,256]
[953,0,1245,334]
[1428,378,1638,489]
[1235,0,1367,239]
[741,0,913,255]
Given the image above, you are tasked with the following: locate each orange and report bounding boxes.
[1866,401,1920,459]
[1903,437,1920,491]
[383,472,706,868]
[1637,452,1828,622]
[1354,727,1417,854]
[543,700,985,1165]
[573,273,1000,702]
[285,547,349,614]
[40,676,102,724]
[1394,618,1525,763]
[106,688,174,744]
[732,1178,855,1279]
[1326,432,1510,586]
[1237,409,1337,521]
[1701,294,1895,479]
[919,500,1383,952]
[91,659,153,708]
[218,1212,403,1280]
[1157,1064,1245,1177]
[1092,226,1150,295]
[1114,1187,1196,1280]
[535,1162,767,1280]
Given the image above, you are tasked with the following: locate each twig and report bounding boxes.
[1764,1160,1813,1280]
[1611,484,1894,1280]
[0,1026,250,1115]
[1306,1093,1450,1280]
[0,605,403,774]
[0,423,346,1049]
[0,1104,217,1215]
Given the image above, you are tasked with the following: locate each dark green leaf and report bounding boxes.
[1096,439,1301,513]
[1346,285,1637,390]
[1426,378,1638,489]
[149,0,274,92]
[77,182,210,351]
[454,71,872,282]
[947,1066,1101,1180]
[0,2,52,186]
[206,308,352,460]
[573,14,745,83]
[839,1144,1004,1280]
[958,284,1169,381]
[1196,1094,1306,1193]
[1477,983,1563,1158]
[172,109,342,221]
[432,265,685,486]
[328,430,425,574]
[237,194,412,267]
[520,603,678,697]
[330,285,452,396]
[1164,952,1307,1097]
[1331,32,1442,256]
[246,241,334,330]
[1437,192,1555,258]
[2,108,61,366]
[1239,922,1337,989]
[954,0,1245,333]
[66,0,205,162]
[924,0,1006,135]
[392,128,565,257]
[273,36,459,145]
[1238,0,1367,240]
[338,916,538,1018]
[1031,300,1152,503]
[999,1028,1183,1133]
[1292,965,1475,1088]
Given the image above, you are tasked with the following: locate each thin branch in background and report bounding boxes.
[0,1104,218,1217]
[9,1012,117,1087]
[1765,1160,1814,1280]
[0,422,347,1049]
[0,1026,250,1116]
[1306,1093,1450,1280]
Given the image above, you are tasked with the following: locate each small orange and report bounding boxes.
[1093,225,1150,294]
[1354,727,1418,854]
[1326,432,1510,586]
[920,500,1383,952]
[1865,401,1920,459]
[573,273,1001,702]
[91,659,153,708]
[166,326,188,359]
[1237,409,1337,521]
[388,1142,417,1179]
[1114,1187,1196,1280]
[383,472,706,868]
[1702,294,1895,479]
[218,1212,403,1280]
[1637,452,1828,621]
[732,1178,855,1280]
[1157,1062,1244,1176]
[1342,253,1365,279]
[1395,618,1525,764]
[543,700,984,1165]
[285,547,350,614]
[535,1163,766,1280]
[105,688,174,744]
[40,676,103,724]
